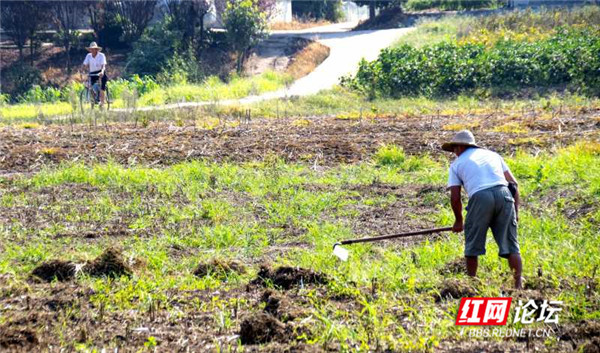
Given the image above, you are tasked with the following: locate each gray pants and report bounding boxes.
[464,185,519,258]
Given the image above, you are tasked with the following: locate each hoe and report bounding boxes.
[333,226,453,261]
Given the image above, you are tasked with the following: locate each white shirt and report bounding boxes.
[83,52,106,73]
[447,147,509,197]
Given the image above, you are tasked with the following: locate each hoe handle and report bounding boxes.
[339,227,453,245]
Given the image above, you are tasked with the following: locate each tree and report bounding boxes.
[126,16,183,76]
[87,0,155,48]
[163,0,212,52]
[223,0,269,74]
[116,0,156,43]
[50,1,87,72]
[257,0,278,19]
[0,1,50,62]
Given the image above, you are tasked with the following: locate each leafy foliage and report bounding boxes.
[2,63,43,102]
[346,27,600,98]
[0,1,51,59]
[162,0,212,52]
[223,0,269,73]
[471,6,600,34]
[291,0,344,22]
[126,16,184,77]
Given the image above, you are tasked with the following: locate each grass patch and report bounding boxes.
[393,15,475,48]
[0,142,598,350]
[0,71,291,121]
[0,102,73,121]
[286,41,330,79]
[270,19,331,30]
[250,87,599,119]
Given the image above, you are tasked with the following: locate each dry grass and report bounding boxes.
[285,41,330,79]
[270,20,330,31]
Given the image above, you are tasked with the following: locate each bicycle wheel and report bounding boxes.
[79,88,94,114]
[105,86,111,111]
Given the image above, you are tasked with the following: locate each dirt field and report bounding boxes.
[1,107,599,174]
[0,107,599,352]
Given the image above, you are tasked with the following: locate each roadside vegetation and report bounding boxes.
[346,6,600,98]
[0,0,285,114]
[404,0,500,11]
[270,19,331,30]
[0,71,292,120]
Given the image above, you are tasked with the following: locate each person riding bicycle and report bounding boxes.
[82,42,107,106]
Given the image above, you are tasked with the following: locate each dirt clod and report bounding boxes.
[523,276,558,291]
[31,260,76,282]
[561,320,600,341]
[254,265,328,290]
[559,320,600,353]
[439,258,465,276]
[436,279,476,302]
[239,312,287,345]
[194,259,246,279]
[84,248,132,278]
[260,289,304,322]
[582,337,600,353]
[0,327,38,348]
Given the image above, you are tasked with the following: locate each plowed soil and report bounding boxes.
[1,107,599,352]
[1,107,598,174]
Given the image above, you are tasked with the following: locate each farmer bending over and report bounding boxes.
[82,42,107,106]
[443,130,523,289]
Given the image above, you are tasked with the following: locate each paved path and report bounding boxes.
[131,22,414,111]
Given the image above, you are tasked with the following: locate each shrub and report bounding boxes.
[108,75,159,101]
[374,145,406,166]
[126,16,183,76]
[156,49,204,85]
[292,0,344,22]
[2,63,42,102]
[0,94,10,106]
[223,0,269,73]
[19,85,62,103]
[346,27,600,98]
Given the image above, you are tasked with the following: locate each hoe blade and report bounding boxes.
[333,244,349,261]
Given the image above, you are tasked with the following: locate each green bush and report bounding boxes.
[346,27,600,98]
[96,11,128,49]
[156,49,204,85]
[0,93,10,106]
[292,0,344,22]
[126,16,183,77]
[108,75,159,100]
[19,85,62,103]
[2,63,42,102]
[224,0,269,73]
[374,145,406,166]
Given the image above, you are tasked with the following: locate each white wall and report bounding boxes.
[342,1,370,22]
[272,0,293,23]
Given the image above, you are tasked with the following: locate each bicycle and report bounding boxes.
[79,73,111,113]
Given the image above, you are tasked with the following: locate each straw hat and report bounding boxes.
[86,42,102,51]
[441,130,480,152]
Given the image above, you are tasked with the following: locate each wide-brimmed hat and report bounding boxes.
[441,130,479,152]
[86,42,102,51]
